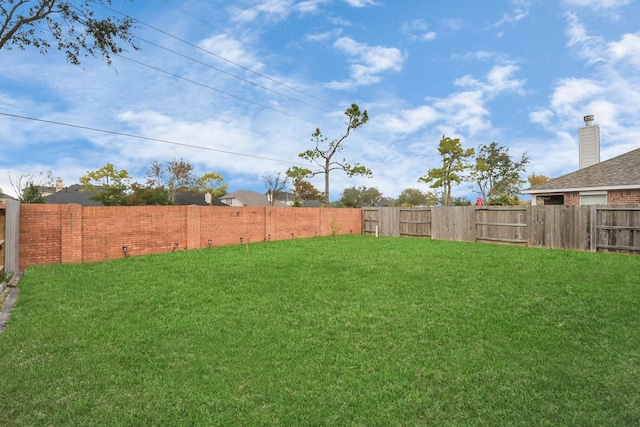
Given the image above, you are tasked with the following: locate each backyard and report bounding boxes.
[0,235,638,425]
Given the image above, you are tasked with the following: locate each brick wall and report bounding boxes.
[562,190,640,205]
[19,205,362,269]
[608,189,640,204]
[564,192,580,205]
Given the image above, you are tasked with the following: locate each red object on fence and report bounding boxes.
[476,197,485,206]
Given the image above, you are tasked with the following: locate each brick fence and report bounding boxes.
[19,205,362,269]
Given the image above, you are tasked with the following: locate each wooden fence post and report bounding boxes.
[590,205,597,252]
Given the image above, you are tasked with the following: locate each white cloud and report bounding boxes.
[491,0,531,27]
[342,0,377,6]
[401,19,437,42]
[376,106,439,134]
[327,37,406,89]
[230,0,293,22]
[454,63,525,96]
[608,33,640,68]
[562,0,631,10]
[306,29,343,42]
[229,0,373,22]
[198,34,264,71]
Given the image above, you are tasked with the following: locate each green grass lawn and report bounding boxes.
[1,235,639,426]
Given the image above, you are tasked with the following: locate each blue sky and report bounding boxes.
[2,0,640,201]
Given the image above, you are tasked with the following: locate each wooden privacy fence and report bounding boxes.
[363,205,640,254]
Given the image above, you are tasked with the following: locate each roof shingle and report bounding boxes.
[524,147,640,193]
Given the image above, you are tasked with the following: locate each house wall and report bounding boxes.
[608,189,640,204]
[18,205,362,269]
[561,189,640,205]
[564,192,580,205]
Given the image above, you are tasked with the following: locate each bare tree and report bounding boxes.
[263,172,289,207]
[7,169,53,201]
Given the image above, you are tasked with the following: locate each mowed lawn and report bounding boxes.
[0,235,639,426]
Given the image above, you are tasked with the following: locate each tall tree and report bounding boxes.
[339,185,382,208]
[395,188,438,207]
[418,136,474,206]
[79,163,131,206]
[262,172,288,207]
[288,104,371,207]
[0,0,138,65]
[471,142,529,205]
[165,158,198,203]
[199,172,228,205]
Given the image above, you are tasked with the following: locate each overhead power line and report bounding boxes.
[97,2,340,110]
[117,54,324,127]
[135,35,333,113]
[0,111,307,166]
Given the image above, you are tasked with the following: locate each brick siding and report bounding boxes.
[562,189,640,205]
[608,189,640,204]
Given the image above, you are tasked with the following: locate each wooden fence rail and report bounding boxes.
[363,205,640,254]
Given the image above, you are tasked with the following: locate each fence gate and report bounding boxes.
[475,207,528,245]
[399,209,432,238]
[362,208,379,235]
[591,206,640,253]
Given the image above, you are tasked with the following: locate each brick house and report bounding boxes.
[523,146,640,205]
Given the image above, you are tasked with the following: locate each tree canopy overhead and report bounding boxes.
[0,0,138,65]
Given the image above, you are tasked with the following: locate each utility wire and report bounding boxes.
[116,54,324,127]
[0,111,308,166]
[97,2,340,110]
[161,0,274,60]
[135,35,333,113]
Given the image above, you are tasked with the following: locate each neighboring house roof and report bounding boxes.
[222,190,287,207]
[46,184,104,206]
[523,147,640,195]
[0,189,18,203]
[276,192,323,207]
[174,192,227,206]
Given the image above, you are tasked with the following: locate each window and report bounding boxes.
[580,193,607,205]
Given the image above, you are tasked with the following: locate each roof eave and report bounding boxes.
[522,184,640,195]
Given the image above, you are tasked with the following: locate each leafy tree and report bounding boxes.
[21,182,45,203]
[451,196,472,206]
[8,169,53,201]
[488,194,520,206]
[418,135,474,206]
[339,185,382,208]
[472,142,529,205]
[288,103,371,207]
[262,172,288,207]
[128,182,170,205]
[146,160,165,189]
[199,172,228,205]
[286,168,324,207]
[165,158,198,203]
[79,163,131,205]
[395,188,438,207]
[0,0,138,65]
[527,172,549,187]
